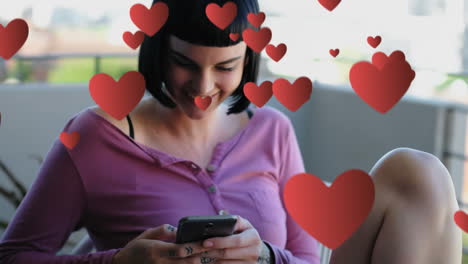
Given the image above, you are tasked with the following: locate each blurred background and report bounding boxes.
[1,0,468,262]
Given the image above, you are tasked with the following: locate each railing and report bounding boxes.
[1,53,138,82]
[432,100,468,254]
[441,103,468,203]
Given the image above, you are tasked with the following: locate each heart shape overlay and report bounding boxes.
[194,96,212,110]
[123,31,145,50]
[272,77,313,112]
[0,18,29,60]
[60,131,80,150]
[89,71,146,120]
[266,43,287,62]
[454,210,468,233]
[349,50,416,114]
[367,36,382,49]
[318,0,342,11]
[284,170,375,249]
[329,49,339,58]
[205,2,238,30]
[229,33,240,41]
[130,2,169,37]
[247,12,266,28]
[243,81,273,107]
[242,27,272,53]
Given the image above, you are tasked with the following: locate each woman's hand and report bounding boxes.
[200,215,274,264]
[112,224,224,264]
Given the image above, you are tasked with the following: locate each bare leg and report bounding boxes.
[329,147,462,264]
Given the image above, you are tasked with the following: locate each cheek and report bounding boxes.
[220,68,244,93]
[166,66,190,90]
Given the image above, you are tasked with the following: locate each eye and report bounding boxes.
[171,56,196,69]
[217,66,234,72]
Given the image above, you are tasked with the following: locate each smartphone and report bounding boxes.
[175,215,237,244]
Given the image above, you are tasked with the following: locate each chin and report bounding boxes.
[186,110,204,120]
[183,106,214,120]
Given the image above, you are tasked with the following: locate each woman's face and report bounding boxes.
[163,34,248,119]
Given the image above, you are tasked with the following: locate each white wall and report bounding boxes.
[265,81,459,182]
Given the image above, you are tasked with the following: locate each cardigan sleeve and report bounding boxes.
[0,139,120,264]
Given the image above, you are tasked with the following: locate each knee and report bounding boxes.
[370,147,457,210]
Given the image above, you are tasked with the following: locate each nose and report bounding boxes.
[193,71,217,97]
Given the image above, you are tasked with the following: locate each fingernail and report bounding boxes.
[204,241,214,247]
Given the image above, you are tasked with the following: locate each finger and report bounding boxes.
[213,260,246,264]
[194,247,258,260]
[218,209,230,215]
[220,246,258,260]
[203,228,259,249]
[135,224,177,241]
[231,215,253,233]
[190,249,227,259]
[184,255,217,264]
[163,225,177,242]
[164,241,213,258]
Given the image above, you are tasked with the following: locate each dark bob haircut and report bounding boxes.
[138,0,261,115]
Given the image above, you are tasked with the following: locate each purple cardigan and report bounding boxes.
[0,105,320,264]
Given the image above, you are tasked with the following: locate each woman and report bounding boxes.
[0,0,320,263]
[0,0,462,264]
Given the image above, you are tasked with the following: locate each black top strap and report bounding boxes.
[246,108,253,119]
[126,115,134,139]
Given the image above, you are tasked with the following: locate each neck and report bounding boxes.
[149,98,226,145]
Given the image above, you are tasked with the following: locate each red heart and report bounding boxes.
[123,31,145,50]
[272,77,312,112]
[266,43,287,62]
[229,33,240,41]
[242,27,272,53]
[247,12,266,28]
[284,170,375,249]
[318,0,341,11]
[194,96,212,110]
[0,18,29,60]
[60,131,80,150]
[349,50,415,113]
[89,71,146,120]
[367,35,382,48]
[371,52,388,70]
[205,2,237,30]
[130,2,168,37]
[454,210,468,233]
[243,81,273,107]
[329,48,339,58]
